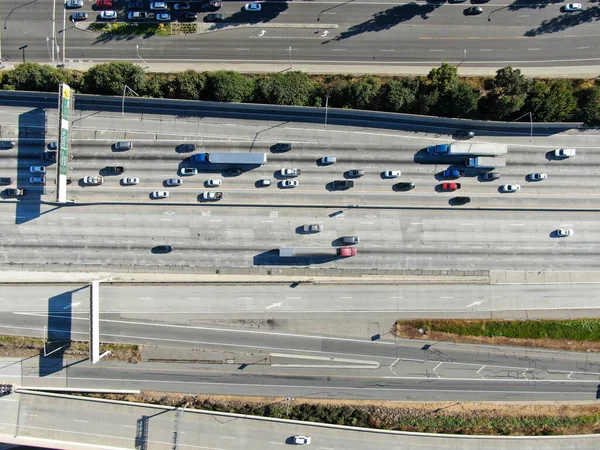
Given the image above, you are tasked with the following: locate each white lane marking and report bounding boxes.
[466,300,485,308]
[360,221,374,225]
[561,224,574,226]
[479,49,493,51]
[339,296,353,299]
[332,49,346,51]
[265,302,282,309]
[429,49,443,52]
[110,217,124,221]
[74,420,88,423]
[510,224,525,227]
[209,219,223,222]
[410,222,423,225]
[62,217,75,220]
[0,399,17,402]
[440,296,454,299]
[260,220,274,223]
[388,296,404,299]
[576,46,590,49]
[237,297,253,300]
[527,48,541,51]
[122,425,136,428]
[381,49,395,52]
[459,223,473,226]
[138,297,153,300]
[220,436,235,439]
[285,297,301,300]
[23,414,37,417]
[160,218,173,221]
[517,14,530,17]
[164,211,176,215]
[236,48,250,51]
[269,442,284,446]
[365,214,377,218]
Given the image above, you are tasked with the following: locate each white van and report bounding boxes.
[320,156,336,164]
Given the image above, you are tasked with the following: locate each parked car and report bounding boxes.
[122,177,139,185]
[557,229,574,237]
[347,169,365,178]
[0,141,15,149]
[150,1,167,10]
[165,178,183,186]
[84,176,104,185]
[281,180,298,188]
[528,173,547,181]
[201,0,222,10]
[70,12,88,21]
[96,0,112,8]
[455,130,475,139]
[4,188,25,196]
[174,2,190,9]
[66,0,83,8]
[395,182,415,191]
[204,13,224,22]
[128,11,148,19]
[153,245,173,253]
[182,12,198,21]
[257,179,271,187]
[303,224,323,233]
[128,1,144,9]
[500,184,520,192]
[206,179,222,187]
[245,3,261,11]
[177,143,196,152]
[481,172,500,181]
[382,170,400,178]
[30,166,46,173]
[29,176,45,184]
[202,191,223,201]
[179,167,198,176]
[152,190,169,198]
[100,11,117,20]
[156,13,171,21]
[114,141,132,151]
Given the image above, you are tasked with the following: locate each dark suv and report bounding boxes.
[104,166,124,175]
[205,13,224,22]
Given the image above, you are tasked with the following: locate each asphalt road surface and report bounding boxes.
[1,0,599,68]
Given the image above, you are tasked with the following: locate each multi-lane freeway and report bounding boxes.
[1,0,599,70]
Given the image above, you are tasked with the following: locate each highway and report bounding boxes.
[1,0,599,69]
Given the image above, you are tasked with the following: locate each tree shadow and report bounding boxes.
[327,3,440,42]
[227,2,289,25]
[525,6,600,36]
[508,0,564,11]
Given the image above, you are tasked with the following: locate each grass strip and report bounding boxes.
[89,23,171,36]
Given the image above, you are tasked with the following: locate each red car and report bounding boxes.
[96,0,113,9]
[442,182,461,191]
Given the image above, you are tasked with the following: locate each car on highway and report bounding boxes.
[179,167,198,176]
[122,177,139,185]
[500,184,520,192]
[100,11,117,20]
[272,143,292,152]
[563,3,582,11]
[225,168,243,176]
[114,141,132,151]
[293,436,311,445]
[280,168,301,177]
[206,179,222,187]
[320,156,336,165]
[153,245,173,253]
[443,169,464,179]
[554,148,576,158]
[257,179,271,187]
[48,141,58,150]
[104,166,124,175]
[65,0,83,8]
[44,151,57,162]
[30,166,46,173]
[0,141,15,149]
[177,143,196,152]
[332,180,353,190]
[29,176,45,184]
[441,182,461,191]
[174,2,190,9]
[303,224,323,233]
[70,12,88,21]
[201,191,223,201]
[0,177,13,185]
[481,172,500,181]
[165,178,183,186]
[455,130,475,139]
[527,173,547,181]
[205,13,224,21]
[383,170,401,178]
[557,229,574,237]
[182,12,198,21]
[347,169,365,178]
[4,188,25,196]
[245,3,262,11]
[280,179,298,188]
[395,182,415,191]
[150,1,167,10]
[156,13,171,21]
[342,236,360,244]
[152,190,169,199]
[127,1,144,9]
[84,176,104,185]
[451,196,471,205]
[465,6,483,15]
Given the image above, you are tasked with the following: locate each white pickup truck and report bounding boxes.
[554,148,576,158]
[280,168,301,177]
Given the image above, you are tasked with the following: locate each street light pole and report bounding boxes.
[136,45,150,69]
[46,38,54,62]
[288,46,292,70]
[324,95,329,129]
[122,85,140,116]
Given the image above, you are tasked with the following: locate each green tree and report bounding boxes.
[526,79,577,122]
[205,70,253,103]
[2,63,65,92]
[485,66,531,119]
[255,71,315,106]
[173,70,206,100]
[319,75,352,108]
[444,82,479,117]
[346,75,381,109]
[382,78,419,112]
[84,62,146,96]
[427,63,459,93]
[144,74,170,98]
[577,86,600,125]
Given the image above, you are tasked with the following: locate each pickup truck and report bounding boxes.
[332,180,354,190]
[443,169,464,178]
[442,182,461,191]
[202,191,223,201]
[5,188,24,196]
[280,168,301,177]
[104,166,124,175]
[554,148,576,158]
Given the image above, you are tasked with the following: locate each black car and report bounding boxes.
[225,168,243,176]
[465,6,483,15]
[128,1,144,9]
[47,141,58,150]
[272,143,293,153]
[0,177,13,185]
[451,196,471,205]
[104,166,125,175]
[201,0,222,10]
[153,245,173,253]
[70,12,88,21]
[481,172,500,181]
[177,143,196,152]
[204,13,224,22]
[455,130,475,139]
[395,182,415,191]
[0,141,15,149]
[4,188,25,196]
[182,12,198,21]
[44,151,57,162]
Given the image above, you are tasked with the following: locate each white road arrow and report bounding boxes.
[466,300,485,308]
[321,30,329,37]
[259,30,266,37]
[266,302,282,309]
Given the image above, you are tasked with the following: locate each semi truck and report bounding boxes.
[279,247,357,257]
[466,156,506,168]
[427,143,508,156]
[190,152,267,165]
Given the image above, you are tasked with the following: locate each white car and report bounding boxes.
[563,3,581,11]
[245,3,262,11]
[383,170,401,178]
[179,167,198,176]
[100,11,117,20]
[280,168,300,177]
[174,2,190,9]
[206,179,222,187]
[202,191,223,201]
[84,176,103,185]
[30,166,46,173]
[165,178,183,186]
[66,0,83,7]
[293,436,311,445]
[258,179,271,187]
[500,184,520,192]
[528,173,547,181]
[150,1,167,10]
[557,229,574,237]
[152,190,169,199]
[122,177,139,185]
[156,13,171,21]
[281,179,298,188]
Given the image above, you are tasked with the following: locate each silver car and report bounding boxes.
[303,224,323,233]
[122,177,139,185]
[152,190,169,198]
[500,184,520,192]
[179,167,198,176]
[114,141,132,151]
[165,178,183,186]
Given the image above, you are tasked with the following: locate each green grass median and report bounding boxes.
[89,23,171,36]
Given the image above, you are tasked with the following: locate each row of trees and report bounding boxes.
[1,62,598,124]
